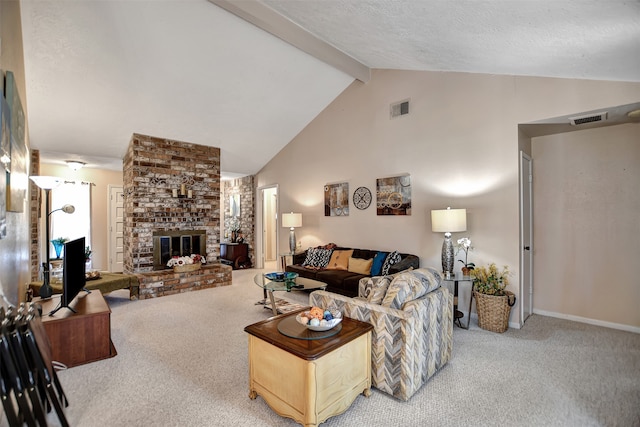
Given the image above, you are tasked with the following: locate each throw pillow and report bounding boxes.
[381,271,427,309]
[348,257,373,275]
[361,276,393,304]
[381,250,401,275]
[412,267,442,293]
[371,251,388,276]
[326,249,354,270]
[302,248,333,268]
[381,268,441,309]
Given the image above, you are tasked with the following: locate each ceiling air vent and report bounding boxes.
[569,111,607,126]
[390,99,410,119]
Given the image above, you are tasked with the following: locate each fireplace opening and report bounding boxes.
[153,230,206,270]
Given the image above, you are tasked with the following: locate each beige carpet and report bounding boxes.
[19,268,640,427]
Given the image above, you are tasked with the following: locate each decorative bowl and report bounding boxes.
[85,270,101,281]
[296,308,342,331]
[264,272,298,282]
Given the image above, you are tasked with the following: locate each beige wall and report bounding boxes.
[40,164,123,271]
[532,124,639,328]
[0,1,30,304]
[255,69,640,329]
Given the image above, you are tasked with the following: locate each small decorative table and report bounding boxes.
[443,274,473,329]
[244,311,373,426]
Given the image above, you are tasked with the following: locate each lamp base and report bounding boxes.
[40,263,54,299]
[289,228,296,254]
[441,232,454,276]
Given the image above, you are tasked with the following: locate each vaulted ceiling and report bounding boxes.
[19,0,640,176]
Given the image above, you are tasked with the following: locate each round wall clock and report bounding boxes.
[353,186,372,210]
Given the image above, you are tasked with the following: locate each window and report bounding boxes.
[50,181,91,249]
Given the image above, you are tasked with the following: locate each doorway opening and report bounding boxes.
[257,185,278,270]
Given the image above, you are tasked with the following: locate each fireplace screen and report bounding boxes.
[153,230,206,270]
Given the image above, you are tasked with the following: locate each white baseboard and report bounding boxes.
[532,309,640,334]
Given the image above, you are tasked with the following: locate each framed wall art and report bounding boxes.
[376,174,411,215]
[324,182,349,216]
[0,89,10,174]
[6,72,27,212]
[353,186,372,210]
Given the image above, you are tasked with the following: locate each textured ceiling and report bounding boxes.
[264,0,640,81]
[19,0,640,175]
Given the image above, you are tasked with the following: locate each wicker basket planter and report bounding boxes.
[173,263,201,273]
[473,290,516,333]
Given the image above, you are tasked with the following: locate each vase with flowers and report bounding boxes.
[472,263,515,333]
[85,246,93,271]
[228,217,241,243]
[455,237,475,277]
[51,237,68,259]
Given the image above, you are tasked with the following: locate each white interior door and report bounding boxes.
[108,185,124,272]
[520,152,533,325]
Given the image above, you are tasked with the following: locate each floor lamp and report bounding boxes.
[29,176,73,299]
[282,212,302,254]
[431,207,467,278]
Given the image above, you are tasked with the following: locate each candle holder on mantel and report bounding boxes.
[172,185,193,198]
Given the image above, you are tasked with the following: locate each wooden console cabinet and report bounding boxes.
[220,242,251,269]
[37,291,115,368]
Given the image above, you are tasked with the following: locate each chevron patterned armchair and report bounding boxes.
[309,267,453,401]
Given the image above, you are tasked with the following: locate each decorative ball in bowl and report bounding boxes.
[264,272,298,282]
[296,306,342,331]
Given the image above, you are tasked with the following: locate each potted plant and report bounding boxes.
[51,237,68,259]
[471,263,516,333]
[455,237,475,277]
[228,217,241,243]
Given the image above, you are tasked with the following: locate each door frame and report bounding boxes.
[256,184,279,269]
[107,184,124,273]
[519,151,533,326]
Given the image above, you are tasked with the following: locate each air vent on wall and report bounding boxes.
[569,111,607,126]
[390,99,410,119]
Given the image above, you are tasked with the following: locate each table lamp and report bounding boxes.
[431,207,467,277]
[282,212,302,254]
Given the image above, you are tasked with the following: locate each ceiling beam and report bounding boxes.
[209,0,370,83]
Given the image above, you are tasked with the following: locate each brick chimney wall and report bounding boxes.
[122,133,221,274]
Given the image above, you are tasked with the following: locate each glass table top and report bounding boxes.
[254,273,327,292]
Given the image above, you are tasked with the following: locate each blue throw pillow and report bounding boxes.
[371,251,388,276]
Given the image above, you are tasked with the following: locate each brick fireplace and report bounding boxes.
[122,133,231,299]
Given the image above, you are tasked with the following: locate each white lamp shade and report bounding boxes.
[282,212,302,228]
[431,208,467,233]
[29,175,64,190]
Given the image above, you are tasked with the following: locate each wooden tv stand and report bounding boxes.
[37,290,116,368]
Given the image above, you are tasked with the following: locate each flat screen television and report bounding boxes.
[49,237,87,316]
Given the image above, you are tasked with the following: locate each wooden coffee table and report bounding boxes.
[244,310,373,426]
